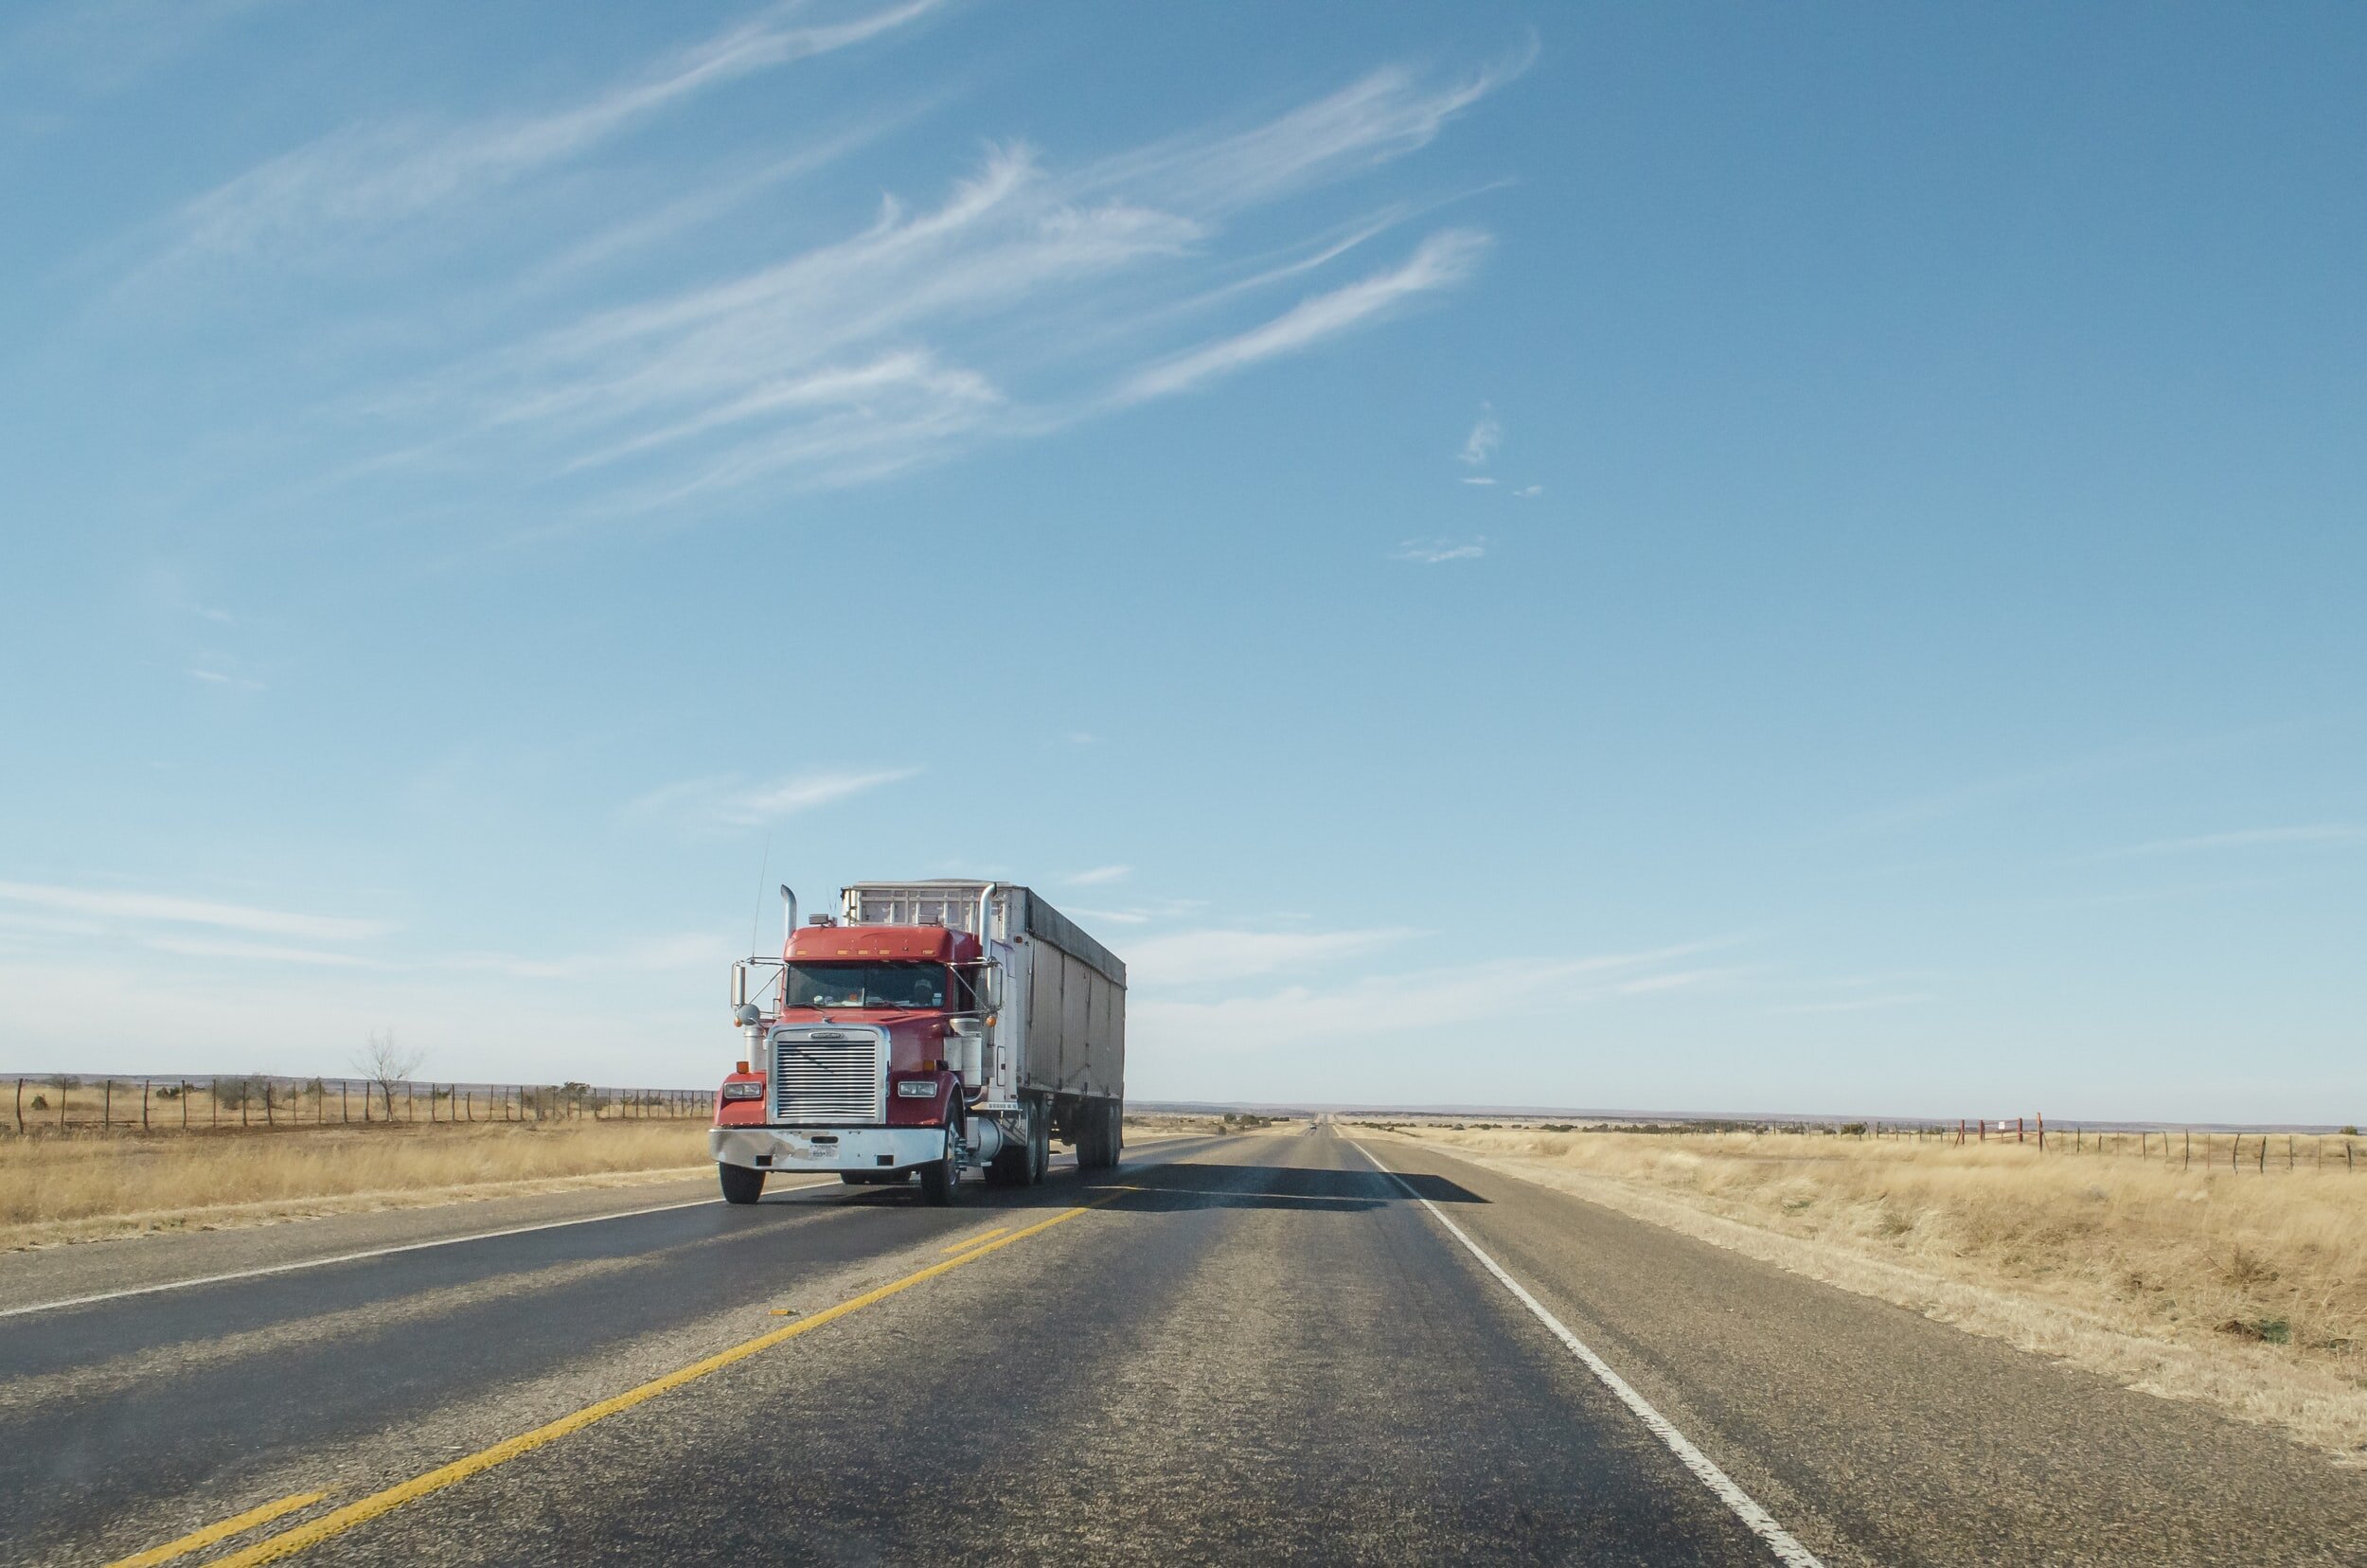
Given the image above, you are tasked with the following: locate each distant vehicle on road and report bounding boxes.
[712,882,1126,1204]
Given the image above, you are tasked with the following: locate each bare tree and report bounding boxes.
[354,1029,424,1118]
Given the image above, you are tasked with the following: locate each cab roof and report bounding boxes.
[784,924,977,964]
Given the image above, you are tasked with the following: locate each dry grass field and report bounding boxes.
[1370,1124,2367,1461]
[1,1122,712,1250]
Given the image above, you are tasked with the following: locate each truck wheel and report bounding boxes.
[918,1126,960,1206]
[1077,1098,1122,1170]
[1028,1104,1051,1184]
[719,1163,765,1205]
[984,1142,1027,1187]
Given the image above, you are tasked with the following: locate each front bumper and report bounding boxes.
[711,1126,946,1173]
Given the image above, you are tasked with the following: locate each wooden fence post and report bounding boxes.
[103,1078,113,1130]
[13,1075,22,1134]
[142,1078,151,1133]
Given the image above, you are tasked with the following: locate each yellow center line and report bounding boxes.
[104,1492,326,1568]
[202,1200,1111,1567]
[939,1225,1010,1253]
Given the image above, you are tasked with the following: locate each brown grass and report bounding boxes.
[1369,1124,2367,1461]
[1,1122,711,1250]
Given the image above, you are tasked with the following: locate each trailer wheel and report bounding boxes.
[918,1125,960,1206]
[719,1163,765,1204]
[1077,1097,1122,1170]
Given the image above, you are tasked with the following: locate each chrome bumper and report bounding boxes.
[710,1126,945,1173]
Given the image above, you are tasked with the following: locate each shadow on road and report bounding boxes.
[764,1147,1485,1215]
[1082,1161,1486,1213]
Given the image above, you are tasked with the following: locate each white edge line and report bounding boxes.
[1346,1138,1825,1568]
[0,1180,838,1321]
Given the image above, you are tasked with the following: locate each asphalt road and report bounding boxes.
[7,1127,2365,1566]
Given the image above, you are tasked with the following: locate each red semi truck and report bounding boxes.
[710,881,1126,1204]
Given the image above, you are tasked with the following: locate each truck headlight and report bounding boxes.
[895,1079,937,1098]
[721,1082,764,1101]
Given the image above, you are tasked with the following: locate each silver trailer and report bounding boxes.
[840,882,1126,1162]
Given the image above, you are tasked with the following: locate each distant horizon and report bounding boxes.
[1137,1102,2357,1135]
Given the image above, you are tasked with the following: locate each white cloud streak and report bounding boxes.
[1121,926,1414,988]
[2106,825,2367,857]
[1113,229,1489,404]
[1458,405,1500,466]
[146,935,379,968]
[1132,941,1726,1054]
[1391,537,1486,564]
[630,766,919,828]
[326,54,1519,504]
[160,0,941,261]
[0,880,388,942]
[1065,864,1133,887]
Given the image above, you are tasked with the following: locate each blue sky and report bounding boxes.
[2,1,2361,1122]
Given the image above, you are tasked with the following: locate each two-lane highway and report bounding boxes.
[7,1128,2365,1565]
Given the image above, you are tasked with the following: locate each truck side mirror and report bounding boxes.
[731,964,747,1008]
[979,962,1003,1011]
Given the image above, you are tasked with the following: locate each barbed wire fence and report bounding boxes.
[4,1074,712,1136]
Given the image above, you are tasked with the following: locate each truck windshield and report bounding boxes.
[785,962,948,1009]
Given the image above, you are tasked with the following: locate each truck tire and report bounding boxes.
[1077,1097,1122,1170]
[1028,1103,1051,1184]
[984,1142,1028,1187]
[719,1163,765,1204]
[918,1125,961,1206]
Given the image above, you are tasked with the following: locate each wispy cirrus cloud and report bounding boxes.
[1065,864,1133,887]
[287,45,1527,508]
[1131,939,1732,1054]
[153,0,941,265]
[0,879,387,941]
[628,766,919,828]
[147,935,381,968]
[1113,229,1489,404]
[1457,403,1500,466]
[1391,537,1486,563]
[1121,926,1415,988]
[2102,824,2367,858]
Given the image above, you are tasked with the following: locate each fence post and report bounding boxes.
[12,1075,21,1134]
[142,1078,151,1133]
[103,1077,113,1130]
[181,1080,189,1129]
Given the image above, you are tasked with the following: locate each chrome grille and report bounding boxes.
[770,1030,885,1123]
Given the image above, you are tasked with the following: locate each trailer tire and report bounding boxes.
[918,1125,961,1206]
[984,1143,1027,1186]
[1028,1103,1051,1184]
[1077,1097,1123,1170]
[719,1163,765,1205]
